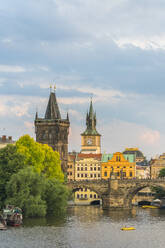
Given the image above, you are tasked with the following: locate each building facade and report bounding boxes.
[81,100,101,154]
[0,135,15,149]
[123,147,147,165]
[101,152,136,179]
[150,153,165,179]
[75,153,102,181]
[34,90,70,172]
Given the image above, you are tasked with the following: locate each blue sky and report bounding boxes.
[1,0,165,158]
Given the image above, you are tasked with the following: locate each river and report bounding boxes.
[1,206,165,248]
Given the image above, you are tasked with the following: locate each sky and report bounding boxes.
[1,0,165,159]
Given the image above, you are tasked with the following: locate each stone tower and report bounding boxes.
[81,99,101,154]
[34,89,70,172]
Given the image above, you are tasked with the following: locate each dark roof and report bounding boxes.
[123,149,144,158]
[81,100,101,136]
[45,92,61,120]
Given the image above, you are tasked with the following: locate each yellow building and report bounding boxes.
[0,135,15,149]
[74,188,101,205]
[150,153,165,179]
[67,152,77,181]
[101,152,136,179]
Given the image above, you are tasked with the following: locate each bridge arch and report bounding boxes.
[124,183,165,208]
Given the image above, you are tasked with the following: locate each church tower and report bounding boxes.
[81,100,101,154]
[34,88,70,172]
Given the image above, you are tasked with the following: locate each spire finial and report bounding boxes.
[54,85,56,92]
[50,85,52,93]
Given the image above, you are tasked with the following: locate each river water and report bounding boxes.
[1,206,165,248]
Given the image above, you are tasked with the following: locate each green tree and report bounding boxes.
[43,179,70,215]
[6,167,47,217]
[159,168,165,178]
[16,135,64,181]
[151,186,165,199]
[0,144,25,207]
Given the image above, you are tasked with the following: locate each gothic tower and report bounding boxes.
[34,88,70,172]
[81,99,101,154]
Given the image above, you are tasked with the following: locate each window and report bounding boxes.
[85,174,87,178]
[77,194,79,199]
[130,166,132,168]
[94,167,96,171]
[81,174,83,177]
[98,174,100,177]
[123,166,126,168]
[98,167,100,171]
[90,194,92,198]
[130,172,132,177]
[81,194,83,198]
[85,188,87,192]
[81,188,83,192]
[104,172,107,177]
[117,166,120,168]
[81,167,83,171]
[94,174,96,178]
[70,165,72,168]
[94,194,96,199]
[77,174,80,177]
[85,167,87,171]
[90,174,93,178]
[90,167,93,171]
[77,167,80,171]
[105,166,107,169]
[85,194,87,198]
[123,172,126,177]
[117,172,120,177]
[70,172,72,175]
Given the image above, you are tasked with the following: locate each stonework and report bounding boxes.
[34,91,70,172]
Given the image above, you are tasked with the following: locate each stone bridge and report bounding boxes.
[67,177,165,209]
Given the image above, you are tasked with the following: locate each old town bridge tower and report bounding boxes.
[34,89,70,172]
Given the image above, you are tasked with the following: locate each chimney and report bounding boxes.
[2,135,6,142]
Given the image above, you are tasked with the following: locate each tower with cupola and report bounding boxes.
[81,100,101,154]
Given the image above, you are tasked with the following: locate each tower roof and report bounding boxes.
[81,99,101,136]
[45,92,61,119]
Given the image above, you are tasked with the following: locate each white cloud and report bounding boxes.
[0,65,26,73]
[140,130,160,145]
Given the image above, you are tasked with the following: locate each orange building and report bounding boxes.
[101,152,136,179]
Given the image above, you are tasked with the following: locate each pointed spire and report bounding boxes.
[45,89,61,119]
[67,112,69,121]
[35,111,38,120]
[89,98,94,119]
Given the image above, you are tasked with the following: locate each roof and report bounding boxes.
[81,100,101,136]
[102,153,135,163]
[45,92,61,119]
[77,153,102,160]
[123,148,144,158]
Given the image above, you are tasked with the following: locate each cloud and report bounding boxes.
[0,65,26,73]
[140,130,160,145]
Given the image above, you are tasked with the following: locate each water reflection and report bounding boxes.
[2,206,165,248]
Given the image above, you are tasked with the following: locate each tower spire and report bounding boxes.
[45,87,61,119]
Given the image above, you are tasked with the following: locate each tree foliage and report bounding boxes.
[16,135,64,181]
[0,144,25,207]
[5,168,69,217]
[151,186,165,199]
[159,168,165,178]
[6,167,47,217]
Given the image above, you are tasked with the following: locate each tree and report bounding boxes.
[43,179,70,215]
[0,144,25,207]
[159,168,165,178]
[6,167,47,217]
[16,135,64,181]
[6,168,70,217]
[151,186,165,199]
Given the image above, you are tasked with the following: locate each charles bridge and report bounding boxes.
[67,176,165,209]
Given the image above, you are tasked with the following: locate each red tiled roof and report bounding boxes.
[77,153,102,160]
